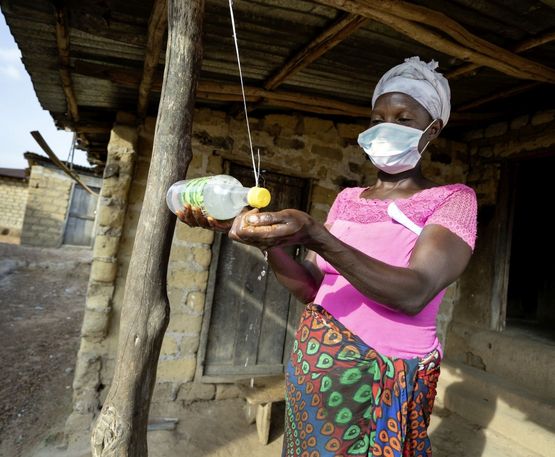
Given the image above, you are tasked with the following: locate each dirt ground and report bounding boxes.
[0,241,91,457]
[0,240,538,457]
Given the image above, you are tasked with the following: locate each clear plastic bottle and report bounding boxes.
[166,175,271,220]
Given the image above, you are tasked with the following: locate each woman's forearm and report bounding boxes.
[266,247,321,304]
[307,229,431,315]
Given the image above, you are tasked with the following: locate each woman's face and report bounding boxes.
[370,92,442,145]
[370,92,443,151]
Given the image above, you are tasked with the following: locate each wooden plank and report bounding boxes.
[204,231,249,365]
[54,5,79,122]
[447,30,555,80]
[490,162,518,331]
[137,0,168,118]
[195,230,223,381]
[30,131,99,196]
[90,1,206,455]
[264,13,369,90]
[203,364,285,378]
[231,244,268,368]
[236,376,285,405]
[256,403,272,445]
[313,0,555,83]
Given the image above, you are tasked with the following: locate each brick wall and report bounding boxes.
[68,108,471,433]
[0,175,28,236]
[20,165,73,247]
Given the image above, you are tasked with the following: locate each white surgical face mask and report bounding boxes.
[357,121,435,174]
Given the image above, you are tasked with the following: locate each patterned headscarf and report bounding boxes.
[372,56,451,126]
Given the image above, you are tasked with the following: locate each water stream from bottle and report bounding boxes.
[257,250,268,281]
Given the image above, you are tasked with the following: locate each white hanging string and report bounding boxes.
[228,0,260,187]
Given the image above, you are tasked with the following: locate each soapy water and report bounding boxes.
[257,250,269,281]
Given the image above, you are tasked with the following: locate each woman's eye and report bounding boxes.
[370,119,383,126]
[398,118,411,123]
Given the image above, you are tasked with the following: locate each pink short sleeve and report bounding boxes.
[324,189,347,225]
[425,185,478,250]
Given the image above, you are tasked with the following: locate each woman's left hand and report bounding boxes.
[229,208,323,249]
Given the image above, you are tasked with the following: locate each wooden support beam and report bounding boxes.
[313,0,555,83]
[54,5,79,122]
[73,122,113,134]
[90,1,205,455]
[198,81,371,114]
[264,13,369,90]
[456,82,542,112]
[71,61,516,122]
[30,131,98,196]
[137,0,168,118]
[448,30,555,80]
[72,60,371,117]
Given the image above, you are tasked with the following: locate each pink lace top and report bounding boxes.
[314,183,477,359]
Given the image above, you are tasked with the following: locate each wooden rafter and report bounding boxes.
[73,122,113,134]
[264,13,369,90]
[71,60,516,123]
[137,0,168,118]
[198,81,371,116]
[448,30,555,80]
[313,0,555,83]
[30,131,98,196]
[54,5,79,122]
[72,60,370,117]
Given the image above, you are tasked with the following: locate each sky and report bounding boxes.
[0,11,89,170]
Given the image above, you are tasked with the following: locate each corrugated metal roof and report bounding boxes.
[1,0,554,165]
[0,168,27,179]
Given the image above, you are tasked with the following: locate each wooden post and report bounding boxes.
[90,1,205,456]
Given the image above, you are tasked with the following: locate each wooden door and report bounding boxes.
[63,184,99,247]
[200,164,310,380]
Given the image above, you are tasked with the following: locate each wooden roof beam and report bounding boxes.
[54,5,79,123]
[448,30,555,80]
[197,82,371,117]
[72,60,509,124]
[137,0,168,119]
[313,0,555,83]
[264,13,369,90]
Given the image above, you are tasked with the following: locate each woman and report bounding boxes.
[179,57,477,457]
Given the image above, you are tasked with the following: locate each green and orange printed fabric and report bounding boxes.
[282,304,440,457]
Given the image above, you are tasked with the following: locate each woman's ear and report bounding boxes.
[418,119,443,152]
[427,119,443,141]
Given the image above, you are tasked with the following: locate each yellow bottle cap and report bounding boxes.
[247,187,271,209]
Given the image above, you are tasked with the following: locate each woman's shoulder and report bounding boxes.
[420,182,476,202]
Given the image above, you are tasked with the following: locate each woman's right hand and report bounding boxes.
[175,204,233,233]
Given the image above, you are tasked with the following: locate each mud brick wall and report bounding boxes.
[0,175,28,236]
[21,166,73,247]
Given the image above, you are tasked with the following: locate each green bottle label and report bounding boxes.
[179,176,211,212]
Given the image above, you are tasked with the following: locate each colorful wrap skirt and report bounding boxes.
[282,304,440,457]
